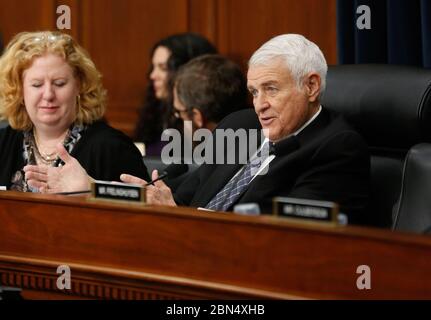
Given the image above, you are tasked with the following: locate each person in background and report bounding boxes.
[164,53,250,189]
[172,54,249,135]
[0,31,149,192]
[134,33,217,156]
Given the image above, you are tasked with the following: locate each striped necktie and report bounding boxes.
[205,141,272,211]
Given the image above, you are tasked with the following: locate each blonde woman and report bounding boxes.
[0,31,149,192]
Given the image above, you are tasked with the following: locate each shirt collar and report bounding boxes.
[293,104,322,136]
[268,104,322,145]
[257,105,321,155]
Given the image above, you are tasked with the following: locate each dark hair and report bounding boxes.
[134,33,217,143]
[175,54,249,123]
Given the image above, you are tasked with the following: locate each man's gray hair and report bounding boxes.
[249,34,328,98]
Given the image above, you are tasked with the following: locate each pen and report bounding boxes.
[55,190,91,195]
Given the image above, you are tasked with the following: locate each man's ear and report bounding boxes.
[191,108,204,128]
[304,72,321,102]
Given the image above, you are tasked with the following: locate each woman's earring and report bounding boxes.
[77,95,81,110]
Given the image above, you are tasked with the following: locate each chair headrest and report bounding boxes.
[322,64,431,150]
[393,143,431,233]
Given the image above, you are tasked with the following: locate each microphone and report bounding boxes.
[145,164,189,186]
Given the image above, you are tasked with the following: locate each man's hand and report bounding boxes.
[24,143,92,193]
[120,170,177,206]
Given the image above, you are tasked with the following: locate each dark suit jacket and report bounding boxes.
[174,107,370,224]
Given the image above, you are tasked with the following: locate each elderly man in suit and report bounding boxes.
[122,34,370,223]
[26,34,370,223]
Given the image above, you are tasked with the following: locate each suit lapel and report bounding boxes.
[191,163,243,207]
[190,108,331,209]
[235,135,300,208]
[295,107,330,147]
[191,125,264,207]
[234,108,330,208]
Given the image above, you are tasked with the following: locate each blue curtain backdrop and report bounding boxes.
[337,0,431,67]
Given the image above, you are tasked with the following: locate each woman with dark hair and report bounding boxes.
[134,32,217,156]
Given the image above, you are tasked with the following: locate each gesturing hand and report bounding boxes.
[120,170,177,206]
[24,143,92,193]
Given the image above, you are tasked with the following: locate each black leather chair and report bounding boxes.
[322,64,431,227]
[392,143,431,234]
